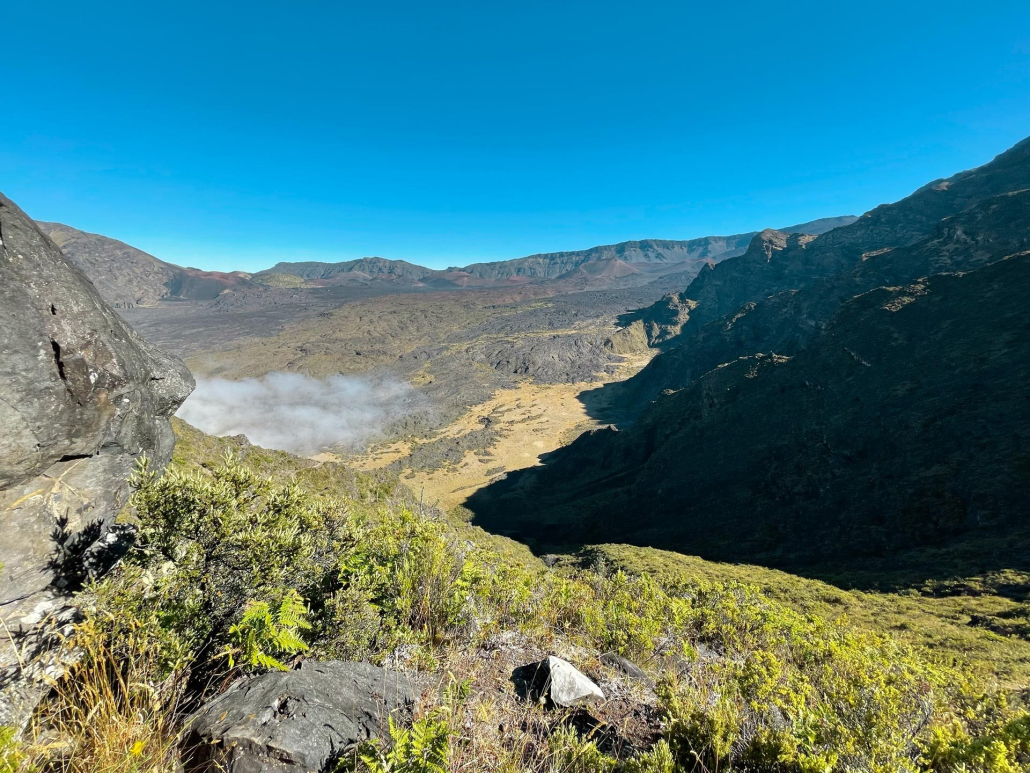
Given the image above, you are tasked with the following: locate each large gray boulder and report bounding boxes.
[183,661,414,773]
[0,192,194,727]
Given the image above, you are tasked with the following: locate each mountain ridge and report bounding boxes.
[36,214,857,307]
[258,216,858,287]
[468,134,1030,569]
[38,222,259,308]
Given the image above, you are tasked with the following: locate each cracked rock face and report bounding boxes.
[0,191,194,727]
[183,661,413,773]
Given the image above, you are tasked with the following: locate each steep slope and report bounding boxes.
[470,252,1030,565]
[456,217,857,283]
[782,215,860,234]
[1,195,194,726]
[614,188,1030,411]
[457,236,756,281]
[38,222,258,307]
[625,137,1030,348]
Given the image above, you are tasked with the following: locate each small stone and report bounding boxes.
[600,652,647,680]
[546,656,605,707]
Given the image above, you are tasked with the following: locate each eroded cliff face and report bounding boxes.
[0,192,194,727]
[618,136,1030,358]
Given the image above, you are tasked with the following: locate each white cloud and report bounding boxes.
[177,372,423,455]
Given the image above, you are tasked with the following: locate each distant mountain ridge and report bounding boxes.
[38,222,257,308]
[35,214,856,305]
[255,215,857,289]
[258,256,433,282]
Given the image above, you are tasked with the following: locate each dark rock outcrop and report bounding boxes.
[0,193,193,727]
[183,661,413,773]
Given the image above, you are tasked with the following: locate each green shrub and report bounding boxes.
[619,741,676,773]
[90,452,348,669]
[546,724,615,773]
[0,728,29,773]
[88,453,496,673]
[226,590,311,671]
[920,708,1030,772]
[77,448,1030,773]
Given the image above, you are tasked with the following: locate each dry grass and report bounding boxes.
[13,621,184,773]
[343,355,651,512]
[363,632,658,773]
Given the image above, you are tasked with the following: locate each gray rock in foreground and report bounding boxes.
[0,191,193,728]
[183,661,414,773]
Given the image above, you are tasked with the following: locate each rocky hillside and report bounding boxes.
[469,135,1030,568]
[456,217,856,281]
[683,139,1030,323]
[591,135,1030,417]
[471,252,1030,564]
[612,188,1030,413]
[1,196,194,727]
[38,222,258,307]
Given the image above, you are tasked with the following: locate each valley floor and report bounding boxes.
[327,354,652,511]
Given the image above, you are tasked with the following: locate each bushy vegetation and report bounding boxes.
[8,429,1030,772]
[591,543,1030,690]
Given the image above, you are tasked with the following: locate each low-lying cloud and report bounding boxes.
[176,372,423,455]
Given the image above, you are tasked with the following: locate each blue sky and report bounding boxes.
[2,1,1029,272]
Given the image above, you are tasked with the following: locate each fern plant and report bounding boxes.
[355,715,449,773]
[226,590,311,671]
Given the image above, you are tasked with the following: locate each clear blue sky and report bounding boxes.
[2,1,1029,272]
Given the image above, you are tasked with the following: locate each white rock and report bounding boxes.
[546,655,605,707]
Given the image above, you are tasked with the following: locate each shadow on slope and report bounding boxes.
[575,136,1030,426]
[468,254,1030,593]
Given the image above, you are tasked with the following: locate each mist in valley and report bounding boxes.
[176,371,424,455]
